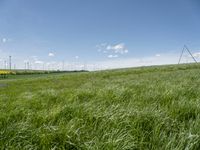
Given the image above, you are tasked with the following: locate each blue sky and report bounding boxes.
[0,0,200,70]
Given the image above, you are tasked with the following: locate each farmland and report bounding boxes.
[0,70,87,80]
[0,63,200,149]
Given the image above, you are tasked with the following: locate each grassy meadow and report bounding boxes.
[0,63,200,149]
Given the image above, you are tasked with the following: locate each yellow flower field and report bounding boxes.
[0,70,13,75]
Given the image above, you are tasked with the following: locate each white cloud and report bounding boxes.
[1,38,12,43]
[48,52,55,57]
[75,56,79,59]
[2,38,7,43]
[108,54,118,58]
[155,54,161,57]
[124,49,128,53]
[34,60,44,64]
[96,43,107,52]
[106,43,128,54]
[96,43,129,58]
[193,52,200,58]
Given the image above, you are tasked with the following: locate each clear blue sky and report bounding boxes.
[0,0,200,70]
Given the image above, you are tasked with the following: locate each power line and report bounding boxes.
[184,45,197,63]
[178,45,197,64]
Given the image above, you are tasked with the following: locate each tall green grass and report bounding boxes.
[0,64,200,149]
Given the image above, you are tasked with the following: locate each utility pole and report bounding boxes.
[62,61,65,71]
[9,56,11,70]
[25,62,27,70]
[43,63,45,70]
[4,60,7,69]
[27,62,30,70]
[84,62,87,71]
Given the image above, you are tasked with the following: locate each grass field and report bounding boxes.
[0,63,200,149]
